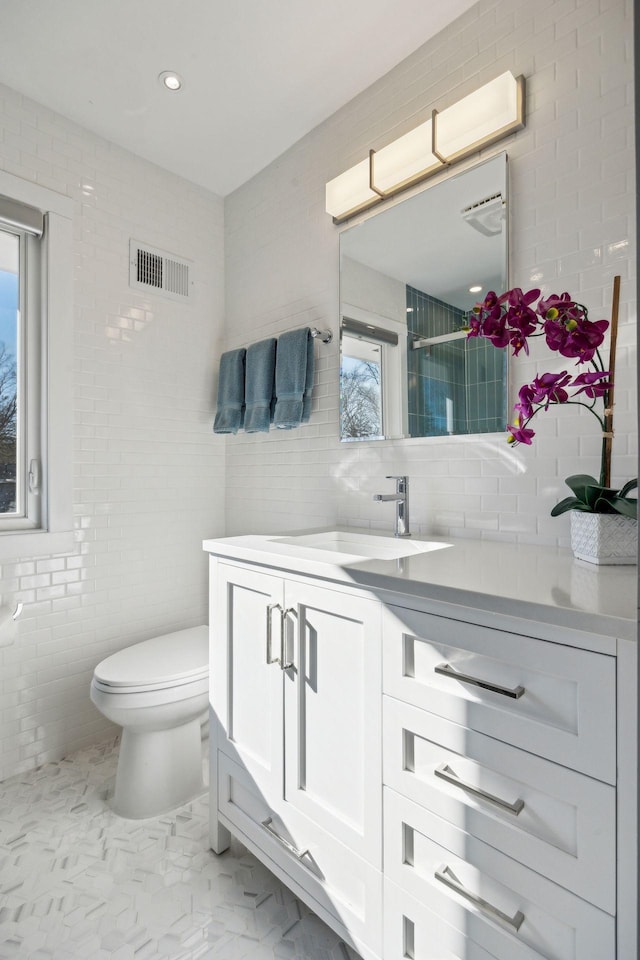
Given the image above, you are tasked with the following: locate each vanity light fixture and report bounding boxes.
[158,71,183,91]
[325,71,525,223]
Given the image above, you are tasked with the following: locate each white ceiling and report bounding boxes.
[0,0,477,197]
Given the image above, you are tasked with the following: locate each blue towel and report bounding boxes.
[273,328,315,429]
[244,337,277,433]
[213,348,246,434]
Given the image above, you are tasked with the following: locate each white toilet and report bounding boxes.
[90,625,209,819]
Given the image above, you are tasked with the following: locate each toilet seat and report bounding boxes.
[93,625,208,695]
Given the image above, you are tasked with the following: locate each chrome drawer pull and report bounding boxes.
[435,662,525,699]
[265,602,282,665]
[261,817,309,860]
[435,864,525,932]
[434,763,525,816]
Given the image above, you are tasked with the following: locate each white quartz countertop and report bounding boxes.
[202,527,638,642]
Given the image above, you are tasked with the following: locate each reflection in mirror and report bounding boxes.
[339,153,508,441]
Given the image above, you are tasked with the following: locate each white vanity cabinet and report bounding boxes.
[209,558,383,960]
[381,602,619,960]
[204,535,636,960]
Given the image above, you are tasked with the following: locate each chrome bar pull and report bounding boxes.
[434,864,525,932]
[434,763,525,816]
[281,607,297,670]
[435,662,525,700]
[261,817,310,861]
[266,602,282,665]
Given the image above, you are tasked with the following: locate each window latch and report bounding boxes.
[28,459,41,494]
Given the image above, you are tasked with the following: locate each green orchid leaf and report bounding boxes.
[564,474,601,506]
[592,495,617,514]
[592,486,618,503]
[583,484,612,509]
[618,478,638,498]
[550,496,584,517]
[610,497,638,519]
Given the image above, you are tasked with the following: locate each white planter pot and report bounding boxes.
[570,511,638,565]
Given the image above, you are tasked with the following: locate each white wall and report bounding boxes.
[224,0,636,546]
[341,257,406,325]
[0,84,226,780]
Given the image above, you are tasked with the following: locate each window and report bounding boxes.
[0,229,19,515]
[340,334,384,440]
[0,219,42,530]
[0,171,73,559]
[339,307,407,441]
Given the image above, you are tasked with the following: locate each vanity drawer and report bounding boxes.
[382,604,616,783]
[217,752,382,959]
[384,788,614,960]
[384,879,511,960]
[383,696,615,913]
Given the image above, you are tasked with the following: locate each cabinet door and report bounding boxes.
[282,579,382,866]
[212,562,284,805]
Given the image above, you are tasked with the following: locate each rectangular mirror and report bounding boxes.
[339,153,508,441]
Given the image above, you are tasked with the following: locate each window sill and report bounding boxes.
[0,529,75,561]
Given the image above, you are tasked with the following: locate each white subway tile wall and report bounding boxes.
[223,0,636,545]
[0,84,226,781]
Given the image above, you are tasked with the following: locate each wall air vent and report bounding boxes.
[129,239,193,302]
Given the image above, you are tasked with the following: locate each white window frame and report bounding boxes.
[0,170,73,560]
[340,303,408,440]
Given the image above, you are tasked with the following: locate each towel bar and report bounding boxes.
[310,327,333,344]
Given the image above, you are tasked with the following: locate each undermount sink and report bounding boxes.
[272,530,451,561]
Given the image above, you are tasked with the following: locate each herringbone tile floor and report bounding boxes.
[0,740,361,960]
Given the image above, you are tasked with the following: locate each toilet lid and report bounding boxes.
[94,625,208,689]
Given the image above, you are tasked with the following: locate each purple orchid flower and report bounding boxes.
[571,370,611,399]
[507,421,535,445]
[516,371,572,419]
[537,291,579,320]
[543,315,608,361]
[480,311,510,349]
[531,371,573,407]
[464,284,614,454]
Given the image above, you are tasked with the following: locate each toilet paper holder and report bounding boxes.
[0,602,23,648]
[0,602,23,625]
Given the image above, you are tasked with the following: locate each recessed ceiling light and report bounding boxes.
[469,285,483,293]
[159,71,183,92]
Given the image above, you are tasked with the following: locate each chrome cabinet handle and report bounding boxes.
[281,607,296,670]
[266,602,282,665]
[261,817,309,860]
[434,763,525,816]
[434,864,525,932]
[435,662,525,700]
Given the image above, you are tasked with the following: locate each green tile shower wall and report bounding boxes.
[406,285,506,436]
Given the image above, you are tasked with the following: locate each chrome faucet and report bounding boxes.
[373,475,411,538]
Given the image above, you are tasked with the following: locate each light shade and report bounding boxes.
[326,71,525,223]
[325,158,378,220]
[436,72,524,162]
[370,119,441,196]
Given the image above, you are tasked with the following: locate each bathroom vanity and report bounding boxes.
[203,530,637,960]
